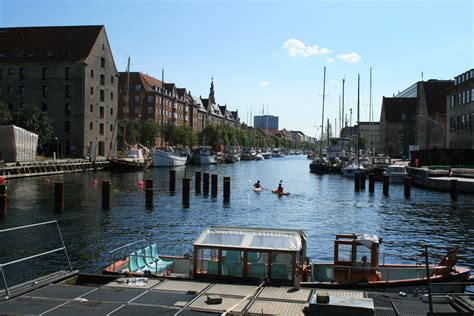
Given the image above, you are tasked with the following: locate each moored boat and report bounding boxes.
[309,157,331,174]
[384,164,408,183]
[341,162,366,177]
[110,146,147,171]
[104,227,472,294]
[191,146,216,165]
[152,147,187,167]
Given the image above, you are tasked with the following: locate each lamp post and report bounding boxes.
[54,137,59,160]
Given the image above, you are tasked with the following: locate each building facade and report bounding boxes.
[0,25,118,158]
[357,122,381,154]
[254,115,278,130]
[446,69,474,148]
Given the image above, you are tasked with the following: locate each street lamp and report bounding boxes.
[54,137,59,160]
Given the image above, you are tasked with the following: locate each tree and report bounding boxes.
[14,103,53,145]
[0,102,12,125]
[140,121,160,148]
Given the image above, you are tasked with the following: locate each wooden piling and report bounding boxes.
[169,170,176,192]
[195,171,202,193]
[354,173,361,191]
[404,177,411,198]
[0,184,7,212]
[54,182,64,210]
[203,173,210,196]
[211,174,218,197]
[223,176,230,203]
[145,179,153,207]
[368,173,375,193]
[102,180,111,209]
[450,179,458,201]
[360,172,366,190]
[182,177,190,205]
[383,175,389,195]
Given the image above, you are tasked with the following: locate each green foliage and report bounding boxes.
[117,121,141,149]
[359,135,366,150]
[14,103,53,145]
[0,102,12,125]
[140,121,160,147]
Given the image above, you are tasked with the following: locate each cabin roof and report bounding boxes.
[194,226,307,252]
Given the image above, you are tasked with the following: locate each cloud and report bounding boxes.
[282,39,331,57]
[337,52,362,64]
[326,57,336,63]
[258,81,270,87]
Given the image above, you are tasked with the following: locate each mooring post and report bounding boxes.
[223,176,231,203]
[211,174,218,197]
[145,179,153,207]
[354,173,361,191]
[0,184,7,212]
[360,172,366,190]
[54,182,64,210]
[203,173,210,196]
[102,180,111,209]
[383,175,389,195]
[169,170,176,192]
[182,177,190,206]
[450,179,458,201]
[195,171,202,193]
[404,177,411,198]
[368,173,375,193]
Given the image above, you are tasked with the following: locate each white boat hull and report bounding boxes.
[152,150,187,167]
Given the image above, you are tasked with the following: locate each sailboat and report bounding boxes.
[110,57,148,171]
[310,67,331,174]
[342,74,365,177]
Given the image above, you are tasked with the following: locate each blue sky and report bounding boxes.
[1,0,472,136]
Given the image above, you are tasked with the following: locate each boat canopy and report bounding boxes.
[194,226,307,252]
[356,234,380,249]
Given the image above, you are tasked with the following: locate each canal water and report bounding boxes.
[0,155,473,286]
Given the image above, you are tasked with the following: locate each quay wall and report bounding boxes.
[407,167,474,193]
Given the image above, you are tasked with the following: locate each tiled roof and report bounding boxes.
[381,97,417,123]
[0,25,103,64]
[140,73,163,91]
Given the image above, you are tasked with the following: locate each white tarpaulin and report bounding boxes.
[194,227,306,252]
[356,234,380,249]
[0,125,38,162]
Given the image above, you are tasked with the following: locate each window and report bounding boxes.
[100,57,105,68]
[90,122,93,130]
[42,103,47,111]
[8,68,13,75]
[100,106,104,119]
[42,85,48,97]
[111,76,114,84]
[42,68,48,80]
[147,106,154,114]
[100,74,105,85]
[0,68,3,80]
[110,124,113,132]
[147,95,154,103]
[19,68,25,80]
[65,85,71,98]
[99,123,104,135]
[90,104,93,112]
[110,108,113,116]
[472,89,474,102]
[90,87,94,95]
[65,121,71,134]
[65,67,71,80]
[90,69,94,78]
[110,92,113,100]
[135,85,141,92]
[135,95,140,103]
[19,85,24,97]
[135,106,141,114]
[65,103,71,115]
[100,89,104,102]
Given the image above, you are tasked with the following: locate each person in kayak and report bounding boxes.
[253,180,262,189]
[277,182,284,194]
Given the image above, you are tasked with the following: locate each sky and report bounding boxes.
[1,0,473,136]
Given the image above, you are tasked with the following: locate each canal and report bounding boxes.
[0,155,473,286]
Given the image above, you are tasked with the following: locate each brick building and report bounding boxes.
[0,25,118,158]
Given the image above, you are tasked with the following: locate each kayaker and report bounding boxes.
[277,182,284,194]
[253,180,261,189]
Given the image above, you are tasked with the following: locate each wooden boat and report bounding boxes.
[109,146,147,171]
[104,227,472,294]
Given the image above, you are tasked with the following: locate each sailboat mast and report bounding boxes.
[124,56,131,146]
[370,67,374,156]
[161,69,164,147]
[357,74,360,169]
[342,77,345,130]
[320,66,326,155]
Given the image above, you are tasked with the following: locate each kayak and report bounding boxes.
[271,189,290,196]
[254,187,262,192]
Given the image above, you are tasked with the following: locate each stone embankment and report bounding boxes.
[407,167,474,193]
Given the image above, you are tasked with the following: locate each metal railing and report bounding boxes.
[0,220,73,297]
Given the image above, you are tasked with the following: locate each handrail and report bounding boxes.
[0,220,73,298]
[108,239,146,254]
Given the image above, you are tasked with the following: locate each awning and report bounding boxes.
[194,227,306,252]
